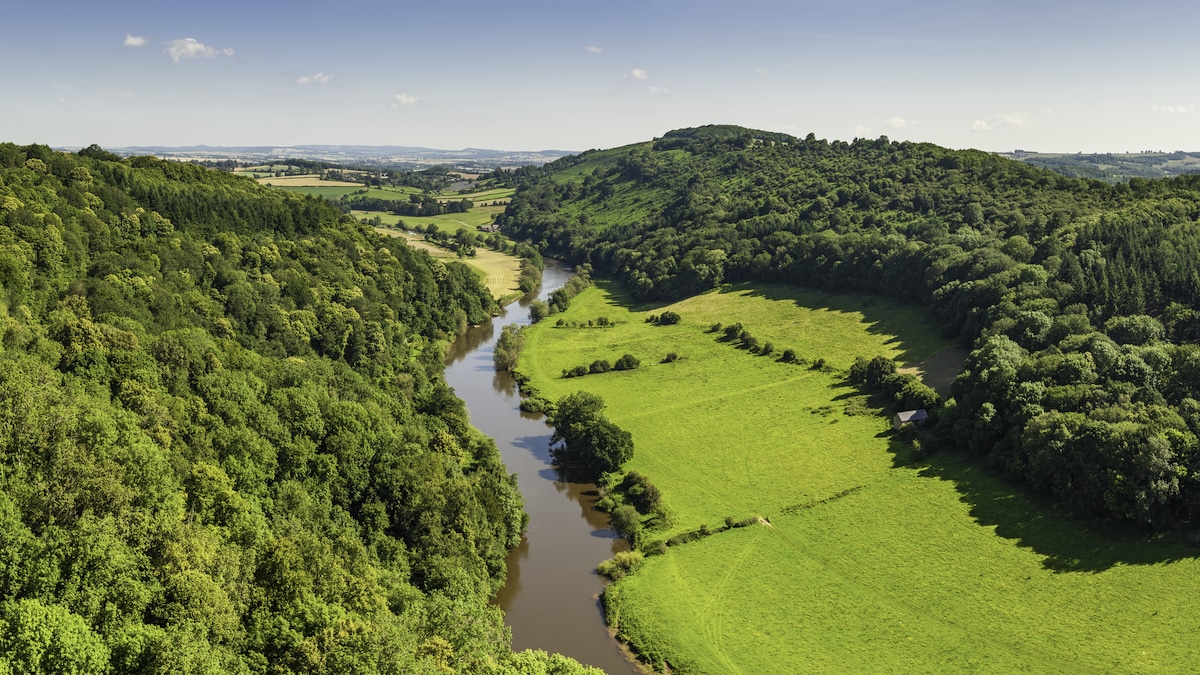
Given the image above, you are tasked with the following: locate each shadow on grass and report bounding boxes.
[892,437,1200,573]
[722,282,955,366]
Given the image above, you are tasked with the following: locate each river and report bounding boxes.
[443,261,642,674]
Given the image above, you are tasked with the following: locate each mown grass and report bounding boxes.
[359,208,503,232]
[519,282,1200,673]
[372,228,519,300]
[270,185,361,199]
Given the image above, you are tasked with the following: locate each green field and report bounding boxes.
[356,207,504,233]
[270,184,362,199]
[440,187,514,203]
[518,283,1200,673]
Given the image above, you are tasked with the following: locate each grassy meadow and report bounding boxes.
[518,282,1200,673]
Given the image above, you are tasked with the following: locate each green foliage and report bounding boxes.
[595,551,644,580]
[493,323,525,371]
[548,391,634,478]
[613,353,640,371]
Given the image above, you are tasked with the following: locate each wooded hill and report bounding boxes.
[498,124,1200,528]
[0,143,600,674]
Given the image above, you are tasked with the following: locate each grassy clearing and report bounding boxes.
[372,228,519,301]
[519,283,1200,673]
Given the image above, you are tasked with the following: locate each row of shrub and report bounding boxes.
[552,316,614,328]
[561,353,641,378]
[708,321,830,370]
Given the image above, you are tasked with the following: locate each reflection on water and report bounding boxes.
[443,261,640,675]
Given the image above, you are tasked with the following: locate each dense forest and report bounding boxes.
[498,124,1200,528]
[0,143,601,674]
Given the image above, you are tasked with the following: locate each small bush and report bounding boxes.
[621,471,662,513]
[662,352,679,363]
[519,396,552,413]
[596,496,615,512]
[614,353,640,371]
[589,359,612,374]
[708,322,723,333]
[780,348,797,363]
[596,551,644,580]
[657,310,681,325]
[610,505,642,543]
[760,341,774,356]
[562,365,589,378]
[529,300,549,324]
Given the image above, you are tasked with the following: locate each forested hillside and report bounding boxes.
[0,143,598,674]
[499,125,1200,527]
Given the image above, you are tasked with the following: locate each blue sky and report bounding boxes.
[4,0,1198,152]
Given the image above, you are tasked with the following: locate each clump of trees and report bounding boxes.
[549,391,634,479]
[849,355,941,412]
[494,324,526,371]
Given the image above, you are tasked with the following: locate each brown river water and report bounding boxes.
[442,261,642,674]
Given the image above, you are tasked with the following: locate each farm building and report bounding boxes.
[892,409,928,431]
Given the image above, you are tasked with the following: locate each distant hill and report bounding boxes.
[1001,150,1200,182]
[56,144,575,171]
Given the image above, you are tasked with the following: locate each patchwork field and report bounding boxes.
[518,283,1200,673]
[357,208,506,233]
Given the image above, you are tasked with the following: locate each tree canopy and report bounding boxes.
[0,142,602,673]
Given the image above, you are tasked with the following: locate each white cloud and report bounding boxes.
[853,125,872,137]
[884,117,909,129]
[648,86,671,95]
[628,68,648,80]
[587,46,603,53]
[754,68,768,76]
[297,73,331,85]
[971,113,1031,131]
[1153,104,1193,114]
[124,34,147,47]
[163,38,235,63]
[391,93,419,108]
